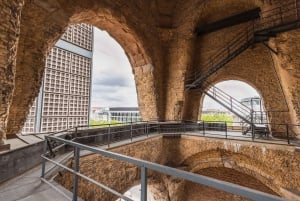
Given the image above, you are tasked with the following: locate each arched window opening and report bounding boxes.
[20,24,141,134]
[90,28,141,126]
[200,80,268,136]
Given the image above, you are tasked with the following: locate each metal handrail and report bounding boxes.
[42,134,286,201]
[40,120,299,200]
[186,0,300,87]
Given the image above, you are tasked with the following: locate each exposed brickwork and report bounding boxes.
[269,30,300,133]
[0,0,24,144]
[56,136,300,200]
[1,0,300,140]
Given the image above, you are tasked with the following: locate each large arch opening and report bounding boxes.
[5,1,163,138]
[200,80,265,120]
[90,27,142,125]
[199,80,270,137]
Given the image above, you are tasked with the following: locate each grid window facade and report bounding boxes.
[41,117,68,133]
[21,99,37,133]
[21,23,92,134]
[61,23,93,51]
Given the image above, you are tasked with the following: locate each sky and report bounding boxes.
[91,28,138,107]
[202,81,259,110]
[91,28,259,110]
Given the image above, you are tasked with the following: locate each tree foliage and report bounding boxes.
[89,120,123,127]
[200,113,233,125]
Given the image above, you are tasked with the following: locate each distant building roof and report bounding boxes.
[109,107,139,112]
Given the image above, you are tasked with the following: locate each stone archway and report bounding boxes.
[4,0,164,139]
[185,167,277,201]
[177,148,288,200]
[2,0,300,142]
[183,43,292,137]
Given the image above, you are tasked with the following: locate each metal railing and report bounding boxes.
[41,123,289,201]
[186,0,300,88]
[201,82,252,121]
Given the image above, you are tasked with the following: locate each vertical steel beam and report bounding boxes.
[141,166,147,201]
[73,147,80,201]
[41,139,48,178]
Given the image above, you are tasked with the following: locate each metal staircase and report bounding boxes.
[200,81,268,136]
[186,0,300,89]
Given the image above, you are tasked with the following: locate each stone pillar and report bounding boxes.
[269,32,300,137]
[163,37,195,121]
[134,64,160,121]
[0,0,24,146]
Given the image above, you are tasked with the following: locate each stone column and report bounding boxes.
[0,0,24,146]
[269,32,300,137]
[134,64,160,121]
[163,37,195,121]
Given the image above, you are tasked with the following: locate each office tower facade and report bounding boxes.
[22,24,93,133]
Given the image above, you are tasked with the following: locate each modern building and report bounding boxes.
[91,107,142,123]
[21,23,93,133]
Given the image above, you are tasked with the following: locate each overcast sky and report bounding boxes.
[91,28,259,109]
[202,81,259,110]
[91,28,138,107]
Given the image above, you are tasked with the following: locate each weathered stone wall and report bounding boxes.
[269,30,300,131]
[0,0,24,144]
[1,0,300,140]
[56,136,300,200]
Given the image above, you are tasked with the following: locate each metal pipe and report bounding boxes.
[45,136,286,201]
[41,139,48,178]
[73,147,80,201]
[41,155,134,201]
[141,167,148,201]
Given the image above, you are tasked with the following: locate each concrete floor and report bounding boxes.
[0,133,160,201]
[0,159,73,201]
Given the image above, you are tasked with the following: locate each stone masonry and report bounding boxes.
[1,0,300,141]
[0,0,24,144]
[56,136,300,200]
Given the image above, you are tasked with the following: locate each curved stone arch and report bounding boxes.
[6,0,163,136]
[198,77,267,120]
[180,149,283,195]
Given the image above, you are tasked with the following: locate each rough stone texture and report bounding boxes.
[0,0,24,144]
[185,167,276,201]
[269,30,300,133]
[1,0,300,140]
[56,136,300,200]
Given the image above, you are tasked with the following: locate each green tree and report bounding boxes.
[89,120,123,128]
[200,113,233,125]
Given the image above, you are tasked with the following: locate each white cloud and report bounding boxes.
[203,80,259,110]
[91,28,138,107]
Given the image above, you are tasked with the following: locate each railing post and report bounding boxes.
[225,121,228,139]
[130,122,133,142]
[158,123,161,134]
[141,166,148,201]
[202,121,205,136]
[251,124,255,141]
[108,124,111,148]
[41,138,48,178]
[75,127,78,138]
[286,124,290,145]
[73,147,80,201]
[146,122,149,137]
[250,110,255,141]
